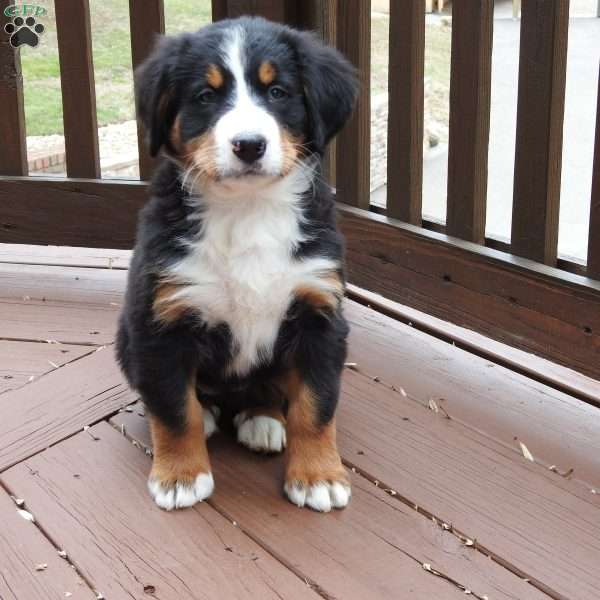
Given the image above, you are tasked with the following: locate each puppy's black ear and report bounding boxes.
[134,35,183,157]
[294,31,358,153]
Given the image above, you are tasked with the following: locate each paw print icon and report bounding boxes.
[4,16,45,48]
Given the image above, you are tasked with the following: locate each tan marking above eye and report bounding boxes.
[206,64,223,89]
[258,61,276,85]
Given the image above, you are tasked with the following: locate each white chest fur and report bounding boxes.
[166,173,337,376]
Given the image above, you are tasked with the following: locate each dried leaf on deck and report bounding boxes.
[518,440,534,462]
[34,563,47,571]
[17,508,35,522]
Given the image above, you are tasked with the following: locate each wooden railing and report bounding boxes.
[1,0,599,380]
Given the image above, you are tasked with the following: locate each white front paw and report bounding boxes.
[148,472,214,511]
[235,412,286,453]
[203,406,220,439]
[284,481,351,512]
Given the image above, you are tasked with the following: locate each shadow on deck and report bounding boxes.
[1,244,599,600]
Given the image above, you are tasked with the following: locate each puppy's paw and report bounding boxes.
[234,411,286,453]
[284,480,351,512]
[203,406,220,439]
[148,472,214,511]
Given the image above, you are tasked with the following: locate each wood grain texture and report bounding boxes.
[588,63,600,279]
[0,262,127,305]
[2,423,320,600]
[0,1,27,176]
[211,0,228,21]
[0,299,118,345]
[0,488,95,600]
[338,205,600,380]
[0,244,131,270]
[386,0,424,225]
[446,0,493,243]
[0,341,91,394]
[335,0,370,209]
[336,370,600,600]
[129,0,165,180]
[344,299,600,486]
[0,177,146,248]
[0,347,136,471]
[512,0,570,264]
[225,0,286,20]
[111,408,546,600]
[54,0,100,178]
[347,283,600,407]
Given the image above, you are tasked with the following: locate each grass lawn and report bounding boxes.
[21,2,450,138]
[21,0,212,136]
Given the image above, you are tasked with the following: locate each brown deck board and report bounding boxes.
[0,244,130,270]
[0,347,136,472]
[346,299,600,486]
[336,369,600,600]
[0,299,118,345]
[0,487,95,600]
[1,423,323,600]
[111,406,547,600]
[0,340,92,394]
[0,262,126,305]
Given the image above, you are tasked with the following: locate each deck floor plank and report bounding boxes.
[0,244,130,270]
[0,486,96,600]
[0,340,92,394]
[111,405,548,600]
[0,347,136,472]
[0,262,126,305]
[346,299,600,486]
[0,299,118,345]
[337,369,600,600]
[1,424,328,600]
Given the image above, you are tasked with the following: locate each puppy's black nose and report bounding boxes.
[231,135,267,164]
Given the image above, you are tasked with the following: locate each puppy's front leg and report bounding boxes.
[146,378,213,511]
[283,369,350,512]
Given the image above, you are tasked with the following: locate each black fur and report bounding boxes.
[117,17,357,433]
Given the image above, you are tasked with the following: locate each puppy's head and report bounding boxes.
[135,17,357,189]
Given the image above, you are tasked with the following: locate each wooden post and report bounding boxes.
[386,0,424,225]
[0,0,27,176]
[588,65,600,279]
[335,0,371,209]
[55,0,101,179]
[129,0,165,180]
[511,0,569,265]
[446,0,493,243]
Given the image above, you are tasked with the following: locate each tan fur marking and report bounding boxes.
[182,130,219,184]
[280,129,303,176]
[153,282,194,324]
[258,61,276,85]
[149,383,211,487]
[206,64,224,89]
[283,370,348,487]
[294,271,344,313]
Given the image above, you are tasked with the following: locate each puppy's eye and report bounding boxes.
[198,89,217,104]
[268,85,288,101]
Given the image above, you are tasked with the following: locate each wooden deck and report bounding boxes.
[1,245,600,600]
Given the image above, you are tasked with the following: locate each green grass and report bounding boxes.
[22,4,451,137]
[21,0,212,136]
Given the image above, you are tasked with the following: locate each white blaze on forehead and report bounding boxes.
[214,27,283,175]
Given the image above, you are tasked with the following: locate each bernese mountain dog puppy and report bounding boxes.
[117,16,358,513]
